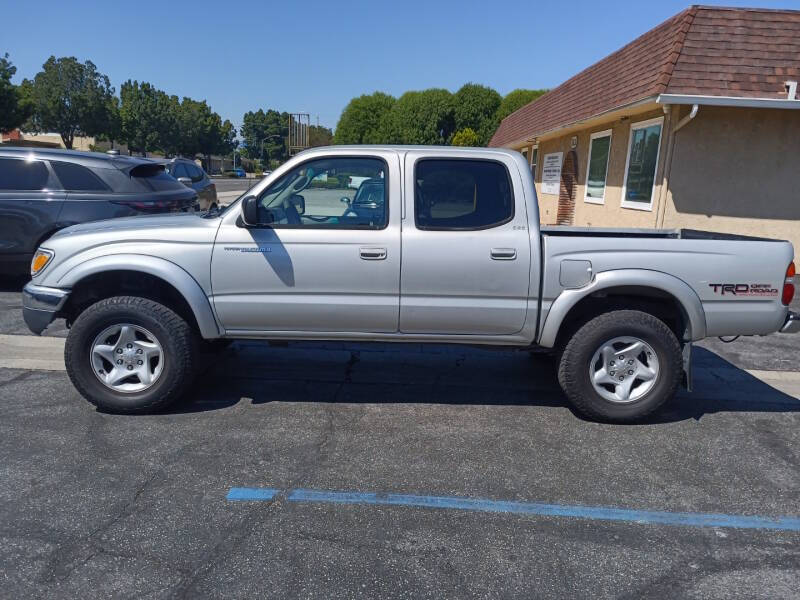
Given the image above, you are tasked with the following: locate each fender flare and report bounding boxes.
[537,269,707,348]
[57,254,221,339]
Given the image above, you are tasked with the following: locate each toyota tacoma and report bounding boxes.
[22,146,799,421]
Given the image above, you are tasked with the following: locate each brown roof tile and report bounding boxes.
[490,5,800,147]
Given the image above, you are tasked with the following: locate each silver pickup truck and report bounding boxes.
[22,146,798,422]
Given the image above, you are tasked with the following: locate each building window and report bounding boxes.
[531,145,539,179]
[621,117,663,211]
[584,129,612,204]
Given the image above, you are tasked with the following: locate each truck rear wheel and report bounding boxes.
[557,310,682,423]
[65,296,198,414]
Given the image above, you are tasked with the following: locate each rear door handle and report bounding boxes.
[359,247,387,260]
[490,248,517,260]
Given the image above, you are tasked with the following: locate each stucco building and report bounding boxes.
[490,5,800,250]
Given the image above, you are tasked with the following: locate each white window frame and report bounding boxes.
[620,116,664,211]
[530,144,539,180]
[583,129,612,205]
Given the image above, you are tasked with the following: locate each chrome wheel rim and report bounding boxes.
[90,324,164,393]
[589,336,659,404]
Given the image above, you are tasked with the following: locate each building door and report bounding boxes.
[556,150,578,225]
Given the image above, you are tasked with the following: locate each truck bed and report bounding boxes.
[541,226,782,243]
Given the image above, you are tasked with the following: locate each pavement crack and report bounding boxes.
[42,467,164,584]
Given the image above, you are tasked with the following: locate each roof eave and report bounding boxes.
[495,95,660,148]
[657,94,800,110]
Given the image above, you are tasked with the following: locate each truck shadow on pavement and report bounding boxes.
[172,342,800,424]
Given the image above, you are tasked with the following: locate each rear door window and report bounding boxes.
[171,163,189,179]
[187,164,205,182]
[0,158,50,190]
[414,159,514,230]
[51,161,111,192]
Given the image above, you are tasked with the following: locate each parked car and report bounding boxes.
[151,157,217,211]
[0,147,198,276]
[22,146,797,421]
[347,175,372,189]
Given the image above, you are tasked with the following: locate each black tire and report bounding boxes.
[557,310,682,423]
[65,296,198,414]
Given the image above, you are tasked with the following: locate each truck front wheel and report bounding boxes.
[65,296,198,414]
[557,310,682,423]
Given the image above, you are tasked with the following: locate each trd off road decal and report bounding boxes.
[708,283,779,296]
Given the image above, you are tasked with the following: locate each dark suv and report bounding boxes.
[151,157,218,211]
[0,147,198,276]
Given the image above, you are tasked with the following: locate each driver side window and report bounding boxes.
[256,157,388,229]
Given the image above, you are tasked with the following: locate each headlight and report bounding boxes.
[31,248,54,277]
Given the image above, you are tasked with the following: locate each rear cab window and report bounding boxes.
[414,159,514,230]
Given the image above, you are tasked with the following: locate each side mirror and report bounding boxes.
[241,195,259,226]
[177,176,193,186]
[340,196,351,205]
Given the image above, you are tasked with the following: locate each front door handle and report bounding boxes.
[359,247,387,260]
[490,248,517,260]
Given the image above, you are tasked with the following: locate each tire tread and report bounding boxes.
[557,310,682,423]
[65,296,197,414]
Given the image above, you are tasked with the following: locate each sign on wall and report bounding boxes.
[541,152,563,195]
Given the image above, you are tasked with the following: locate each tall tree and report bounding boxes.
[308,125,333,147]
[495,89,548,122]
[241,109,288,163]
[119,80,166,155]
[453,83,501,145]
[334,92,395,144]
[376,89,455,145]
[0,53,30,133]
[21,56,114,149]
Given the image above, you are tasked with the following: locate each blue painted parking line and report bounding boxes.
[227,487,278,501]
[227,487,800,532]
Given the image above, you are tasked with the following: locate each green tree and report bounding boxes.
[376,89,455,145]
[186,101,236,160]
[309,124,333,147]
[334,92,395,144]
[119,80,167,155]
[0,54,30,133]
[21,56,115,149]
[451,128,480,147]
[495,88,548,122]
[453,83,501,145]
[241,108,288,163]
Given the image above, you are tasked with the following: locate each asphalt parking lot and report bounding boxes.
[1,278,799,598]
[212,177,258,206]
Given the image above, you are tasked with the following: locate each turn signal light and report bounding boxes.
[30,249,54,277]
[783,261,796,306]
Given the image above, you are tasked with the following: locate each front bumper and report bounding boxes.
[781,311,800,333]
[22,283,70,335]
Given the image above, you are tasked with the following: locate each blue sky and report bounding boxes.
[3,0,798,133]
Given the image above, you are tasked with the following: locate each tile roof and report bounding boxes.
[490,5,800,147]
